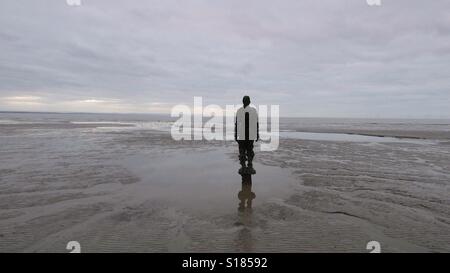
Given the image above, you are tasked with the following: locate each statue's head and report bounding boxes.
[243,96,251,107]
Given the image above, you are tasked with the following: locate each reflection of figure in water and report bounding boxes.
[238,174,255,213]
[236,173,256,252]
[235,96,259,174]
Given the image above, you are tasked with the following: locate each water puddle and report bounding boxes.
[280,131,435,144]
[123,148,297,214]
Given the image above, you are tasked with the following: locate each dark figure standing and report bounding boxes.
[235,96,259,174]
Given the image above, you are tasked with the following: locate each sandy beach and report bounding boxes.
[0,113,449,252]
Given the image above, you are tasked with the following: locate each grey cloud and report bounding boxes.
[0,0,449,117]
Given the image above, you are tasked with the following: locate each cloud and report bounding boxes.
[1,96,44,108]
[0,0,449,118]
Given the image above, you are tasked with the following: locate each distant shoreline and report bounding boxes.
[0,110,168,115]
[1,110,449,120]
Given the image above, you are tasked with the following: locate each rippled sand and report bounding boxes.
[0,118,449,252]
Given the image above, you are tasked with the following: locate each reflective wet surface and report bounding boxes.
[280,131,438,144]
[123,149,296,215]
[1,113,450,252]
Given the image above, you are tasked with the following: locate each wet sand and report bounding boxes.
[1,118,450,252]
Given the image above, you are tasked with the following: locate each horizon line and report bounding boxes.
[1,110,449,120]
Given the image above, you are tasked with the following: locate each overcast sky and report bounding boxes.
[1,0,449,118]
